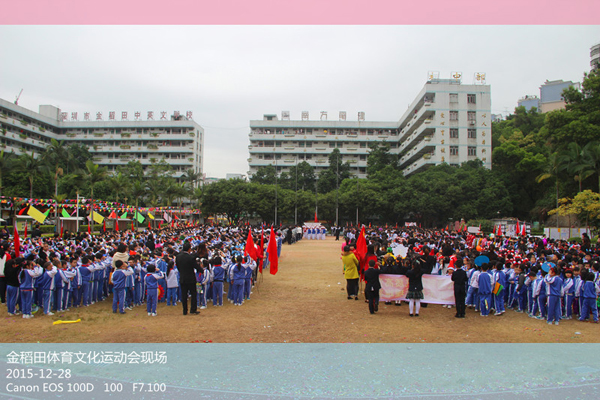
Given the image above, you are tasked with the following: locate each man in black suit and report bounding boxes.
[451,258,468,318]
[364,259,382,314]
[175,242,200,315]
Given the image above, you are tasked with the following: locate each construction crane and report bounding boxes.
[14,89,23,105]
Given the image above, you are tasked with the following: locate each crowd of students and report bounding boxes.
[0,224,287,319]
[341,227,600,324]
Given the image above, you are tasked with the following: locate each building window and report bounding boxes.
[360,142,366,148]
[305,142,312,148]
[467,94,476,104]
[449,128,459,138]
[450,146,459,156]
[329,142,335,148]
[449,111,459,121]
[450,93,458,103]
[468,146,477,156]
[468,129,476,139]
[360,155,366,161]
[467,111,476,125]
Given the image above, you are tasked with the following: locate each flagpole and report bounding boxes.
[275,158,278,226]
[76,191,80,233]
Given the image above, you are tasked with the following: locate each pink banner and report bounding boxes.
[380,274,455,305]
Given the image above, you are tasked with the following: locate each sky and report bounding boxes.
[1,25,599,178]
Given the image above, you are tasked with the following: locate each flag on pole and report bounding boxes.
[43,208,51,218]
[108,210,117,219]
[18,206,28,215]
[131,221,134,231]
[268,227,278,275]
[115,218,119,232]
[356,226,368,261]
[87,223,91,234]
[120,212,128,219]
[148,220,151,229]
[515,220,520,237]
[522,224,527,236]
[492,225,496,235]
[27,205,47,224]
[314,211,318,222]
[71,208,77,216]
[148,212,155,220]
[244,230,258,261]
[158,221,161,229]
[61,208,70,218]
[60,222,63,237]
[92,211,104,224]
[23,223,27,238]
[497,225,502,237]
[13,225,20,257]
[258,226,265,273]
[103,219,106,232]
[163,212,171,223]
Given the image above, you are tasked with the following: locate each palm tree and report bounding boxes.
[0,150,16,199]
[558,142,587,193]
[580,141,600,193]
[82,160,108,233]
[18,152,45,198]
[108,172,130,203]
[146,178,164,207]
[43,139,68,198]
[52,193,68,233]
[182,168,199,188]
[536,152,561,228]
[129,180,147,230]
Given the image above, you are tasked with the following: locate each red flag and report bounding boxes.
[24,223,27,238]
[497,225,502,237]
[356,226,367,260]
[115,218,119,232]
[103,219,106,232]
[244,230,258,261]
[13,225,20,257]
[314,211,318,222]
[148,220,151,229]
[108,210,117,219]
[258,227,265,273]
[88,222,91,234]
[268,227,278,275]
[395,223,398,229]
[131,220,134,231]
[522,224,527,236]
[445,225,449,232]
[60,222,64,237]
[18,206,28,215]
[515,220,520,237]
[158,221,161,229]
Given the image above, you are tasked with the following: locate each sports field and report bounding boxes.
[2,237,599,343]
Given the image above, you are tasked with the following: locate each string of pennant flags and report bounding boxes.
[1,196,199,225]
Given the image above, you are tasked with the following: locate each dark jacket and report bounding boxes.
[451,268,468,293]
[364,267,382,293]
[175,251,199,285]
[406,268,423,291]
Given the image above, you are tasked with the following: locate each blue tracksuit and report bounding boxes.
[478,271,492,316]
[579,281,599,322]
[232,265,245,305]
[145,271,164,314]
[18,267,43,316]
[212,265,226,306]
[545,275,563,323]
[563,277,575,318]
[112,267,133,313]
[494,270,506,313]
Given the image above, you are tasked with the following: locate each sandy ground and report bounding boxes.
[1,237,599,343]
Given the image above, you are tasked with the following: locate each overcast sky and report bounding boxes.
[1,26,599,178]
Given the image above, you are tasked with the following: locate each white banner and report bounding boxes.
[380,274,455,304]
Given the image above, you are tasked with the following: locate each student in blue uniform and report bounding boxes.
[19,260,43,319]
[145,264,165,316]
[562,269,575,319]
[537,269,548,320]
[197,259,211,310]
[231,256,246,306]
[78,256,96,307]
[243,256,256,300]
[211,257,226,306]
[493,261,506,316]
[38,261,58,315]
[579,271,599,323]
[478,263,493,316]
[111,260,133,314]
[166,261,179,306]
[545,267,563,325]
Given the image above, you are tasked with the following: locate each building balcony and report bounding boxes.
[399,139,435,169]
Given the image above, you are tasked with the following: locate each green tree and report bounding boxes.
[108,172,130,203]
[0,150,16,199]
[367,141,398,177]
[250,165,277,185]
[17,152,45,198]
[81,160,108,232]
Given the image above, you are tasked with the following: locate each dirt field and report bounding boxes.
[2,237,599,343]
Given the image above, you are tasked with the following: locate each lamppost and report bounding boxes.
[294,155,298,225]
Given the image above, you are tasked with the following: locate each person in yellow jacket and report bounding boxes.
[342,245,360,300]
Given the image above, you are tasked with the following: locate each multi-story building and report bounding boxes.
[539,79,580,113]
[517,95,541,112]
[248,78,492,178]
[591,42,600,70]
[0,98,204,181]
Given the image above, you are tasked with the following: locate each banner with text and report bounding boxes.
[380,274,455,304]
